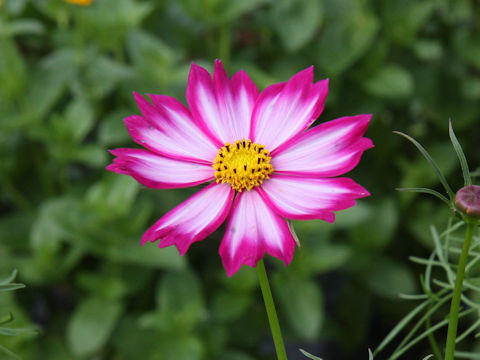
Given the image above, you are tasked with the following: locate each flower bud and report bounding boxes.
[455,185,480,219]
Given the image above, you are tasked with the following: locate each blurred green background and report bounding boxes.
[1,0,480,359]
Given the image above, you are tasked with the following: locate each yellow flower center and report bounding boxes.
[213,139,273,192]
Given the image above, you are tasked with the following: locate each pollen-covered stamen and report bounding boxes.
[213,139,274,192]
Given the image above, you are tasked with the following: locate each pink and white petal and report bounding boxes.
[251,66,329,151]
[106,148,214,189]
[141,183,234,255]
[272,115,374,177]
[214,60,259,141]
[186,61,258,145]
[126,93,217,163]
[258,175,370,222]
[185,63,229,145]
[219,190,296,276]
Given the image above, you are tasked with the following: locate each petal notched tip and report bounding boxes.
[291,65,314,83]
[214,59,226,73]
[219,191,296,276]
[188,62,212,81]
[140,183,234,257]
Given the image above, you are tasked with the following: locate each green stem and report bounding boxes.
[444,222,475,360]
[256,259,288,360]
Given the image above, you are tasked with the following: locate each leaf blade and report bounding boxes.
[394,131,454,200]
[449,119,471,186]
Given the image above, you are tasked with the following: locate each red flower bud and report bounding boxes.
[455,185,480,218]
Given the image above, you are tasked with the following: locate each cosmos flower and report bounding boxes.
[107,60,373,276]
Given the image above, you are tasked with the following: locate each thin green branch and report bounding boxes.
[390,308,476,360]
[448,120,471,187]
[375,288,450,356]
[393,131,455,200]
[396,187,450,205]
[389,293,452,359]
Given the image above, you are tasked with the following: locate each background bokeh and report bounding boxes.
[1,0,480,359]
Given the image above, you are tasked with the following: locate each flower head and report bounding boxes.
[107,60,373,276]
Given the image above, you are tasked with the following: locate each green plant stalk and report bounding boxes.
[444,222,475,360]
[256,259,288,360]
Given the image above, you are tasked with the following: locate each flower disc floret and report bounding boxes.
[213,139,273,192]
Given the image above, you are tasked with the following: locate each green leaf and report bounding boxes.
[67,297,123,358]
[77,0,153,51]
[0,344,21,360]
[272,0,323,52]
[28,197,86,282]
[395,131,455,200]
[413,40,443,61]
[127,29,176,67]
[155,335,204,360]
[221,0,269,22]
[86,174,139,219]
[0,326,35,336]
[85,55,133,99]
[31,202,69,255]
[389,306,474,360]
[98,108,133,146]
[0,212,34,249]
[64,97,95,143]
[396,187,450,205]
[448,119,471,186]
[352,198,398,249]
[363,65,414,99]
[126,29,181,90]
[380,0,437,45]
[2,0,27,14]
[0,38,27,100]
[70,144,108,168]
[305,244,351,274]
[23,49,77,125]
[76,271,127,301]
[300,348,324,360]
[0,284,25,292]
[212,291,251,322]
[273,276,323,341]
[177,0,267,24]
[363,258,416,299]
[331,202,373,228]
[5,18,45,36]
[157,270,205,331]
[454,30,480,69]
[106,242,185,269]
[374,297,433,354]
[461,77,480,100]
[0,270,17,285]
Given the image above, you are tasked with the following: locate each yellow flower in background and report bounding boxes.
[65,0,94,5]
